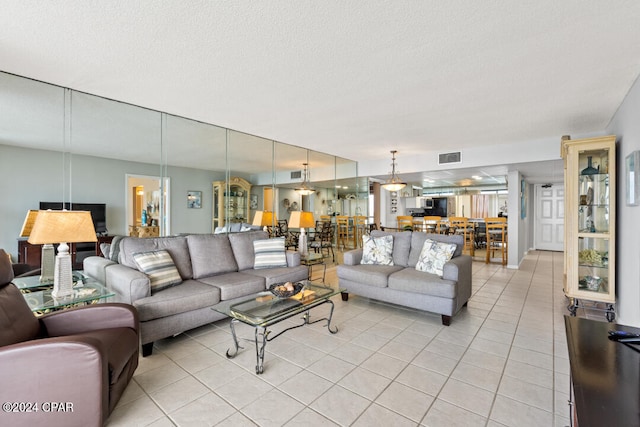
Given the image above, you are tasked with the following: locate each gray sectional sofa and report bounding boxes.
[83,231,308,356]
[337,230,472,325]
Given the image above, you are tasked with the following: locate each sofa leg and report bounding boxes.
[142,342,154,357]
[341,292,349,301]
[441,315,451,326]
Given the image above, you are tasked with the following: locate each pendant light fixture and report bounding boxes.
[381,150,407,191]
[295,162,315,195]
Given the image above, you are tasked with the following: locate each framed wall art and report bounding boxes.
[187,191,202,209]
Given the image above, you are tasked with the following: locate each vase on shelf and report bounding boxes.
[581,156,598,175]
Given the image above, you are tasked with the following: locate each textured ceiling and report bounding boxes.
[2,1,640,177]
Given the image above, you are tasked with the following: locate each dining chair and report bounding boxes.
[412,217,425,232]
[309,221,335,262]
[396,215,413,231]
[448,217,474,255]
[423,216,442,233]
[485,217,507,265]
[335,215,353,250]
[352,215,367,247]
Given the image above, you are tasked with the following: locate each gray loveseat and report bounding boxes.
[84,231,308,356]
[337,230,472,325]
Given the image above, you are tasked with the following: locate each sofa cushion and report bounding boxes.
[415,239,457,276]
[408,233,463,267]
[132,250,183,294]
[133,279,221,322]
[371,230,411,267]
[228,230,270,271]
[388,268,457,299]
[361,234,394,266]
[198,272,266,300]
[253,237,287,269]
[120,236,193,280]
[336,264,403,288]
[187,234,238,279]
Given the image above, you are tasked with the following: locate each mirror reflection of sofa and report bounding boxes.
[84,231,308,356]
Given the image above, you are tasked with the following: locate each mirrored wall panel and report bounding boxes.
[0,70,359,261]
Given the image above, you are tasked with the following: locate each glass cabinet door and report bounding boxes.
[562,135,616,321]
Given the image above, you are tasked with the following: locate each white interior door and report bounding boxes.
[535,184,564,251]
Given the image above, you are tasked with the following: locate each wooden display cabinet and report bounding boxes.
[212,177,252,231]
[562,135,616,321]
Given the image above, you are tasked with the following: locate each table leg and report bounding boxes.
[226,318,243,358]
[254,326,268,374]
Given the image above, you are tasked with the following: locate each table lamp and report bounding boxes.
[289,211,315,256]
[253,211,276,232]
[28,210,97,298]
[20,209,55,284]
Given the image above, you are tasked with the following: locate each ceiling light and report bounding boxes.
[472,175,482,180]
[381,150,407,192]
[295,163,315,195]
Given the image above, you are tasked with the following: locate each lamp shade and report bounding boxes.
[20,210,40,237]
[289,211,315,229]
[252,211,277,227]
[28,210,97,244]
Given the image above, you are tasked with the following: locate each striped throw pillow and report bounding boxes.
[253,237,288,269]
[133,250,182,294]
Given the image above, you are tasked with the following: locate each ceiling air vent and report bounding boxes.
[438,151,462,165]
[290,170,302,179]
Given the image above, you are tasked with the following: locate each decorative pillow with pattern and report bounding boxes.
[415,239,457,276]
[361,234,394,265]
[253,237,288,269]
[133,249,182,294]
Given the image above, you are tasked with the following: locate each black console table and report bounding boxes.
[564,315,640,426]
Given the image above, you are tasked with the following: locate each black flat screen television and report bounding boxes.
[39,202,107,234]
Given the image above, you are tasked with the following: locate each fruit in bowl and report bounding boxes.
[270,281,302,297]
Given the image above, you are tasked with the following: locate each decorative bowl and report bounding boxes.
[269,282,304,298]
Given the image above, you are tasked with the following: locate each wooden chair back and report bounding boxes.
[396,215,413,231]
[485,217,507,265]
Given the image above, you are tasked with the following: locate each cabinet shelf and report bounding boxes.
[213,177,252,231]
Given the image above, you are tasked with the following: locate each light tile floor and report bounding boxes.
[106,249,576,427]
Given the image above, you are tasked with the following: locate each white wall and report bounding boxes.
[607,75,640,327]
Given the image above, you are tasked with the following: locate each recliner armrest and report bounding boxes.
[40,303,139,337]
[0,337,108,427]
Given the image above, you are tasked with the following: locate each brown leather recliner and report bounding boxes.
[0,249,140,427]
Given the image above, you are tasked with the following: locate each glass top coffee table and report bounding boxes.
[214,280,343,374]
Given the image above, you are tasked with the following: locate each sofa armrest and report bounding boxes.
[105,264,150,304]
[84,255,116,285]
[40,303,139,337]
[286,251,301,267]
[443,254,472,297]
[0,337,107,427]
[343,248,363,265]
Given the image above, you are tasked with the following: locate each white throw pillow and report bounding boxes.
[415,239,456,276]
[253,237,288,269]
[133,250,182,294]
[361,234,394,266]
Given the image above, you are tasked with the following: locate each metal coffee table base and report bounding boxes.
[225,298,338,374]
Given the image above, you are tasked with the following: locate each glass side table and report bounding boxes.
[12,271,114,316]
[300,252,326,282]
